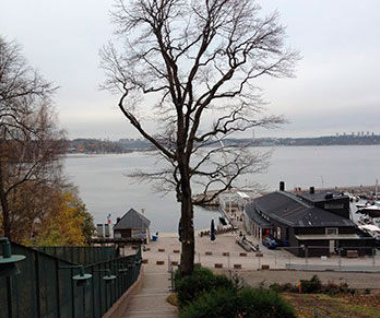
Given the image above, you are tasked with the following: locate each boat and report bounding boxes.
[358,224,380,248]
[356,201,380,218]
[236,235,260,252]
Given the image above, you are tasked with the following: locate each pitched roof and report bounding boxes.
[245,203,272,227]
[114,208,151,230]
[251,191,354,227]
[298,191,347,203]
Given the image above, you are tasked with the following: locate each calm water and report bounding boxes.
[63,145,380,232]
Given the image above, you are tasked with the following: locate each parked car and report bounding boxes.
[273,237,285,247]
[262,237,277,249]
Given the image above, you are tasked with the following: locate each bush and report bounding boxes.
[269,282,298,293]
[177,267,296,318]
[238,287,296,318]
[180,287,296,318]
[177,267,236,308]
[180,288,239,318]
[174,264,208,291]
[300,275,322,293]
[324,281,345,295]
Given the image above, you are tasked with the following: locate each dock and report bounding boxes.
[195,184,380,207]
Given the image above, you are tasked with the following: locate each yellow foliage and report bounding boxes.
[25,191,93,246]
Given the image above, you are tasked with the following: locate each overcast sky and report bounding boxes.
[1,0,379,140]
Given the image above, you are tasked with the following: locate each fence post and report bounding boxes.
[338,248,342,269]
[6,276,13,318]
[35,252,41,318]
[373,249,376,267]
[305,247,308,270]
[71,268,76,318]
[92,267,96,318]
[82,285,86,318]
[55,258,61,318]
[274,253,277,269]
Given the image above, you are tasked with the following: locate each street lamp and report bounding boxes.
[0,237,26,277]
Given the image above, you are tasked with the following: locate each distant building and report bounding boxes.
[113,208,151,243]
[244,182,375,257]
[96,223,112,238]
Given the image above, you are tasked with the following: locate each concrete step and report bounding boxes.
[121,308,177,318]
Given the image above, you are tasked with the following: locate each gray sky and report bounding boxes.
[1,0,379,140]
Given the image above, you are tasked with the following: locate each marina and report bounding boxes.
[63,145,380,233]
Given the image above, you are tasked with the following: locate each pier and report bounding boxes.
[293,185,379,201]
[195,184,380,207]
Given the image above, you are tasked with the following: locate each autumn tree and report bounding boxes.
[102,0,298,276]
[0,36,66,240]
[23,187,94,247]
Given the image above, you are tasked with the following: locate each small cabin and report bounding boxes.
[114,208,151,243]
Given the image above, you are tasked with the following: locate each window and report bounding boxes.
[324,203,344,210]
[277,227,281,239]
[326,228,338,235]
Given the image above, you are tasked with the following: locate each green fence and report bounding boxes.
[0,242,142,318]
[33,246,117,266]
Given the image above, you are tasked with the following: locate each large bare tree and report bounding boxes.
[0,36,66,240]
[102,0,298,276]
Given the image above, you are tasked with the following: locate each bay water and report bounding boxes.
[63,145,380,232]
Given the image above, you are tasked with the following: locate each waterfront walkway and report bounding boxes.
[119,269,178,318]
[116,232,380,317]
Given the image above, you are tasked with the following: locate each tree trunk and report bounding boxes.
[0,161,11,239]
[179,162,195,277]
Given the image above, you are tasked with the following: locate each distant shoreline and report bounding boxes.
[66,136,380,155]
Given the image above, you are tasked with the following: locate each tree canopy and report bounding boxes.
[0,36,70,241]
[102,0,298,276]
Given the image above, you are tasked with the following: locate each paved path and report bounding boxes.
[119,270,178,318]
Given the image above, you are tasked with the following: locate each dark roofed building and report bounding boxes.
[244,186,375,257]
[114,208,151,242]
[254,191,353,228]
[298,187,350,219]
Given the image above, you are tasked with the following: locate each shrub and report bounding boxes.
[238,287,296,318]
[174,264,208,291]
[180,287,296,318]
[300,275,322,293]
[269,282,297,293]
[177,267,236,308]
[179,288,239,318]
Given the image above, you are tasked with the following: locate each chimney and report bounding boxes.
[279,181,285,191]
[324,192,333,200]
[309,187,315,194]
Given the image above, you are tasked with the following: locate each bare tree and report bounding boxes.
[0,36,66,240]
[102,0,299,276]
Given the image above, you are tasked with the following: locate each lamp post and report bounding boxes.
[60,265,92,318]
[0,237,26,276]
[0,238,26,318]
[94,268,117,310]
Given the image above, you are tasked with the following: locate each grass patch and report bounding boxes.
[167,293,178,307]
[285,293,380,318]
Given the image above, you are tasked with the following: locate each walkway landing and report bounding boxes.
[119,270,178,318]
